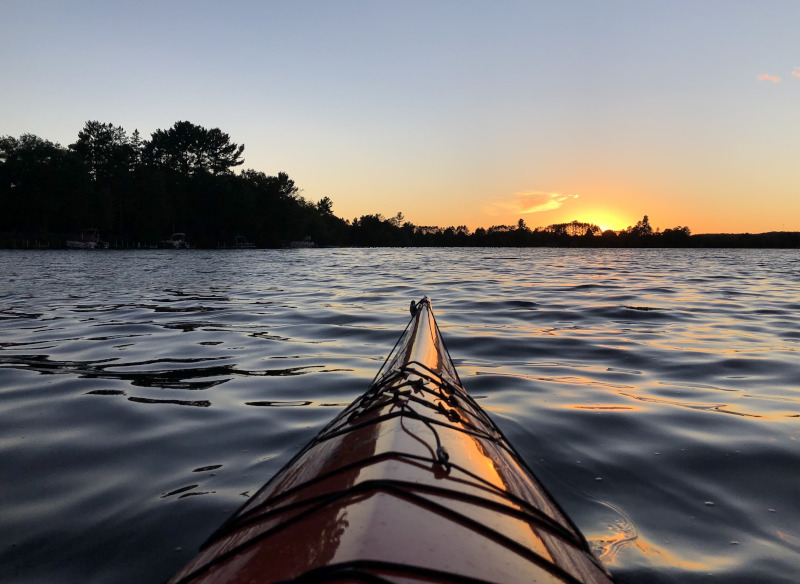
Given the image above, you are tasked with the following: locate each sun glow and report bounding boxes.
[575,211,629,233]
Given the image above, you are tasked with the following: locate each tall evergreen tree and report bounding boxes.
[144,121,244,176]
[70,121,135,184]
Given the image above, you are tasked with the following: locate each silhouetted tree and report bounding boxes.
[316,196,334,216]
[628,215,653,237]
[70,121,135,183]
[661,225,691,246]
[0,134,89,234]
[69,121,141,235]
[600,229,618,245]
[144,121,244,176]
[545,220,600,237]
[130,129,143,167]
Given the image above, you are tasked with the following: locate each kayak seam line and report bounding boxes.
[206,463,587,553]
[276,559,519,584]
[179,480,594,584]
[254,477,585,548]
[221,450,510,526]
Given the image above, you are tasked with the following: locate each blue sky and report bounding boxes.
[2,1,799,232]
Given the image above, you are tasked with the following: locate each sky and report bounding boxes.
[2,0,798,234]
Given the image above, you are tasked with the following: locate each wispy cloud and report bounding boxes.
[793,67,800,79]
[484,191,579,216]
[757,73,781,83]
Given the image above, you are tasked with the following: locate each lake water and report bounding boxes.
[1,248,798,584]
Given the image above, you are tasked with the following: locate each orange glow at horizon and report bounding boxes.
[463,182,647,234]
[474,207,633,233]
[572,210,630,232]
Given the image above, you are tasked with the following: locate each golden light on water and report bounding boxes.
[592,522,724,571]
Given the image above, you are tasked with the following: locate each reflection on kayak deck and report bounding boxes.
[169,298,614,583]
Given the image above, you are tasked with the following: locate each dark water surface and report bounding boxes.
[1,248,798,584]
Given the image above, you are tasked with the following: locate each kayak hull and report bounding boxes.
[169,298,613,584]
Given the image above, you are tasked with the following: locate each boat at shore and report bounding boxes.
[233,235,256,249]
[66,228,108,249]
[168,298,614,584]
[159,233,192,249]
[289,236,316,248]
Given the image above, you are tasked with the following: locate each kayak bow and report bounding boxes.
[169,297,614,584]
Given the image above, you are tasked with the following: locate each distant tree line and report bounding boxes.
[348,214,695,247]
[1,122,797,248]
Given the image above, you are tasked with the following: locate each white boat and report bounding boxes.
[233,235,256,249]
[160,233,191,249]
[289,236,315,248]
[66,229,108,249]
